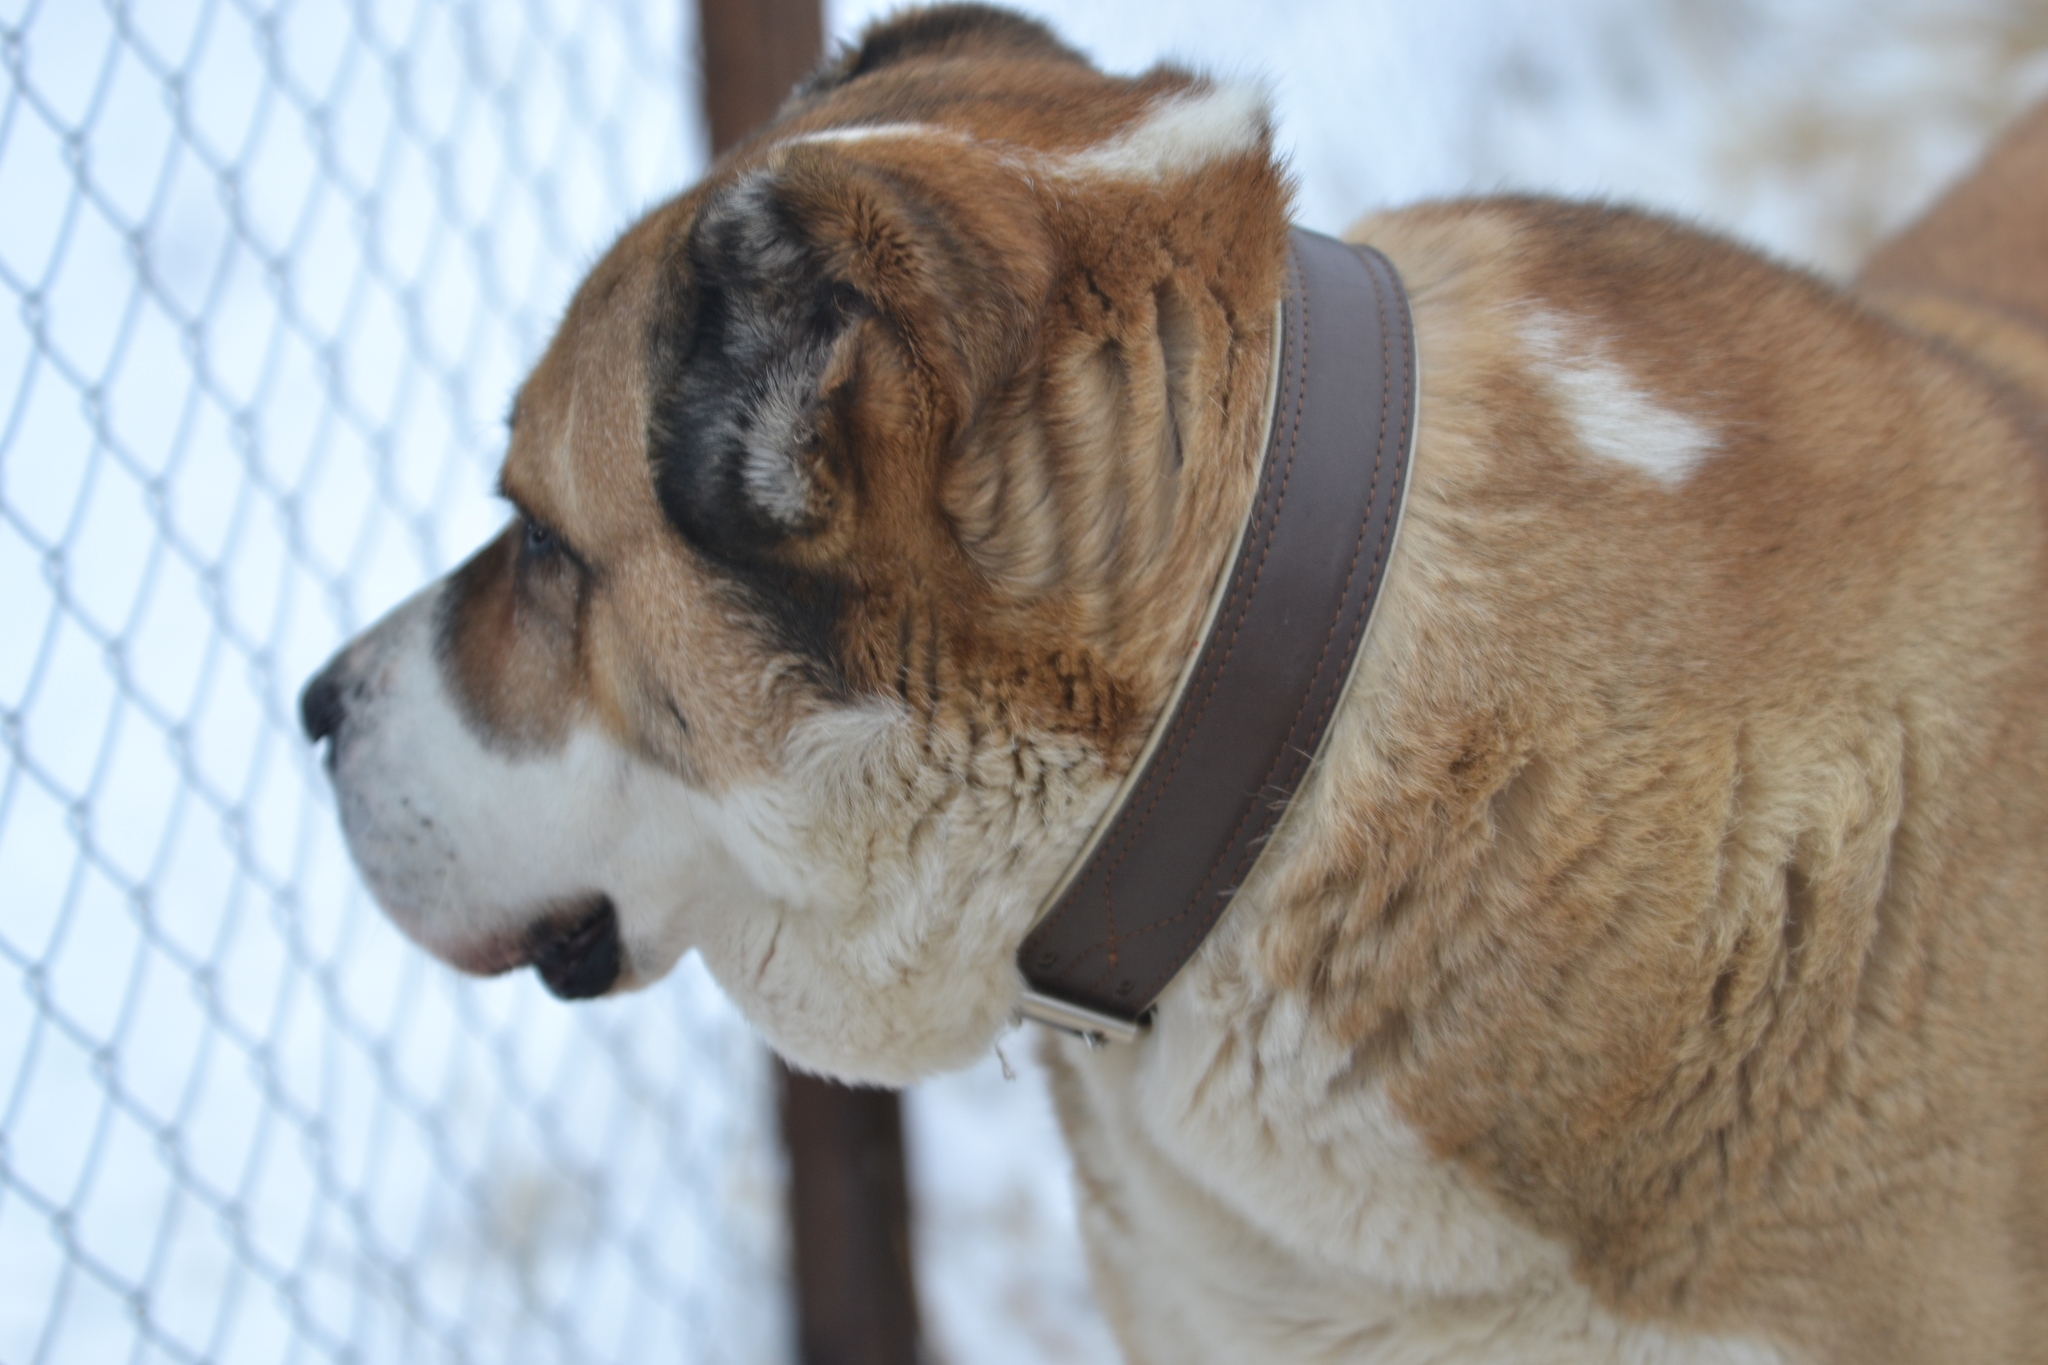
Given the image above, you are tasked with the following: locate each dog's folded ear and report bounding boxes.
[647,154,1051,580]
[797,4,1089,101]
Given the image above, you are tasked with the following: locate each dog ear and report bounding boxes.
[647,157,1048,577]
[647,173,858,570]
[796,4,1089,100]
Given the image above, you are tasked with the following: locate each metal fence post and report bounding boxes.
[700,0,830,154]
[778,1070,922,1365]
[692,3,925,1362]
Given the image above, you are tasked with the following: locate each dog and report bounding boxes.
[300,6,2048,1360]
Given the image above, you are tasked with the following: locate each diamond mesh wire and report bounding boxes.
[0,2,789,1362]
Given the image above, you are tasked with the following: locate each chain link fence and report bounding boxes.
[10,0,2048,1362]
[0,1,788,1362]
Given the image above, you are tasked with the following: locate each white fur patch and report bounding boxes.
[773,85,1268,187]
[779,122,953,150]
[1058,82,1268,182]
[1523,311,1717,486]
[693,701,1121,1083]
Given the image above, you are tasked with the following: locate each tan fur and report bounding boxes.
[1858,97,2048,443]
[310,8,2048,1358]
[1295,197,2048,1358]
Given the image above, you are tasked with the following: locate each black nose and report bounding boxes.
[529,896,622,1000]
[299,658,348,744]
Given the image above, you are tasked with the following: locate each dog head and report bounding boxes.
[300,5,1290,1081]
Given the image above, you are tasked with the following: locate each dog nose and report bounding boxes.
[299,658,348,745]
[529,896,622,1000]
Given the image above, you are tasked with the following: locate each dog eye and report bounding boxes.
[521,518,557,559]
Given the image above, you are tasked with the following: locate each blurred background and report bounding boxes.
[1,1,2043,1363]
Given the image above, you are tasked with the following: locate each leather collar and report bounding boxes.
[1016,227,1419,1044]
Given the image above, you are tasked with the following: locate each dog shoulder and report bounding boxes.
[1231,195,2048,1354]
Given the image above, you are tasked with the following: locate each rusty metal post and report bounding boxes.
[692,4,924,1363]
[699,0,825,155]
[778,1069,923,1365]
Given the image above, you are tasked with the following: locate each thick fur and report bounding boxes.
[305,7,2048,1361]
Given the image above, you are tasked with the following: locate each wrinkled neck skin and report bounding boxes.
[686,694,1126,1079]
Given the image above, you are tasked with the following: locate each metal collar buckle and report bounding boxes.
[1017,989,1145,1048]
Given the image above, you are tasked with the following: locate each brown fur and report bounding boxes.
[370,7,2048,1356]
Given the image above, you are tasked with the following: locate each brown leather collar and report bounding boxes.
[1016,228,1419,1044]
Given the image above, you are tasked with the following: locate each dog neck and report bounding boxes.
[1016,228,1420,1044]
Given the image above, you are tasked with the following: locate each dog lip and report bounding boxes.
[527,895,622,1000]
[446,937,532,977]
